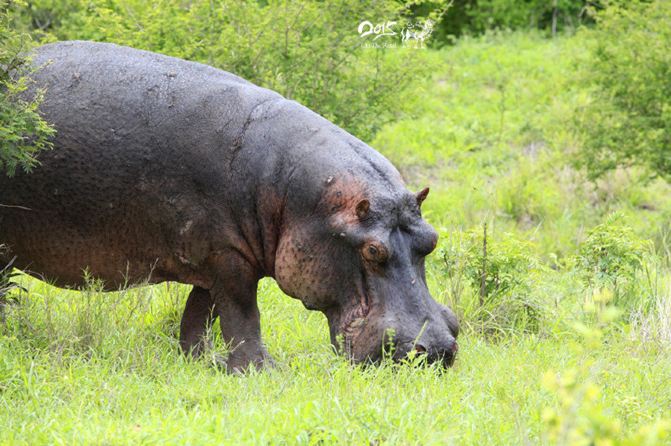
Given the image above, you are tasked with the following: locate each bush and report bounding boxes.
[542,364,671,444]
[576,213,651,311]
[0,1,53,176]
[438,226,549,337]
[14,0,442,142]
[465,0,587,34]
[574,0,671,181]
[423,0,590,43]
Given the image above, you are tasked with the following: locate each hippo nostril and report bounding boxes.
[442,341,458,367]
[423,340,458,368]
[414,344,427,354]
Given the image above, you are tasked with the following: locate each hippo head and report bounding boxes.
[274,175,459,367]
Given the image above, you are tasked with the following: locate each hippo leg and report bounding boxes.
[179,286,217,357]
[211,253,272,373]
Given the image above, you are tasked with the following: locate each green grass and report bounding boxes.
[2,31,671,444]
[1,277,670,445]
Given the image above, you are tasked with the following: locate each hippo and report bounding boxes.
[0,41,459,371]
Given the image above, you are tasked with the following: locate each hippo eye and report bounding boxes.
[362,242,388,263]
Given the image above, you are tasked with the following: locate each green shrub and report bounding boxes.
[425,0,590,43]
[576,213,651,311]
[462,227,537,298]
[14,0,441,142]
[542,362,671,445]
[541,306,671,445]
[0,1,54,176]
[542,368,624,445]
[437,226,549,337]
[465,0,586,34]
[574,0,671,181]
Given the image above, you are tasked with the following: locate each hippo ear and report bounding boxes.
[356,199,370,220]
[416,187,430,206]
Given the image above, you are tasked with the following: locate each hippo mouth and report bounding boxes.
[337,317,459,368]
[332,285,459,367]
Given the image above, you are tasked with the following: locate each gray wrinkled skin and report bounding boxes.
[0,41,458,371]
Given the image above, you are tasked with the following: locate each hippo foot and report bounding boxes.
[219,344,275,374]
[224,351,275,374]
[181,335,275,373]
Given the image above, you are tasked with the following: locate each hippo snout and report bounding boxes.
[397,335,458,367]
[375,301,460,368]
[409,304,460,367]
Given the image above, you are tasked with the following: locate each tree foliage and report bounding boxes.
[0,1,53,176]
[419,0,591,43]
[15,0,447,141]
[575,0,671,181]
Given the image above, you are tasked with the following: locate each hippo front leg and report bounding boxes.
[210,252,273,373]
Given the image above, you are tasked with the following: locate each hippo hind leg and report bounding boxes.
[179,286,217,357]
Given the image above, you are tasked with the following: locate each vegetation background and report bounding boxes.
[1,0,670,444]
